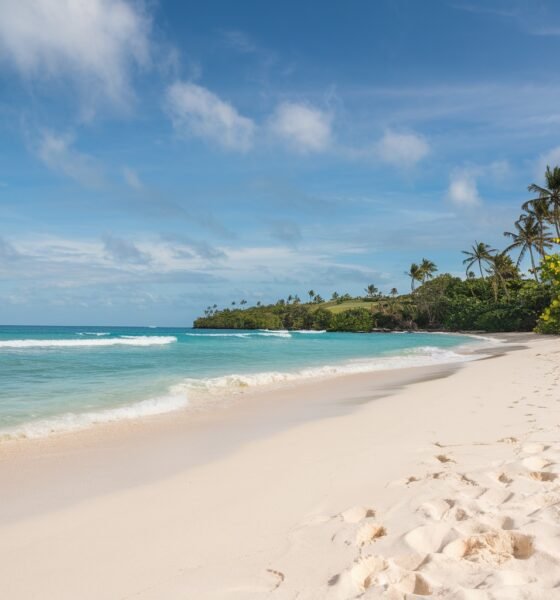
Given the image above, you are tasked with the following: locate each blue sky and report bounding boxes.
[1,0,560,325]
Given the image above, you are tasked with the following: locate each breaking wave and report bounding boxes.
[0,336,177,349]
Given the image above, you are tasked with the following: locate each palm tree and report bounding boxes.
[522,198,553,256]
[331,291,340,301]
[364,284,378,298]
[231,301,236,306]
[240,299,247,306]
[461,242,495,280]
[419,258,437,283]
[390,288,398,297]
[486,253,518,300]
[527,165,560,238]
[405,263,422,291]
[504,215,552,281]
[307,290,315,302]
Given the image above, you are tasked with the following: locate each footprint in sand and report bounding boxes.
[350,555,387,591]
[340,506,375,523]
[356,522,386,546]
[435,454,455,464]
[527,471,557,482]
[498,437,518,444]
[522,456,553,471]
[265,569,285,591]
[443,530,534,564]
[522,443,548,454]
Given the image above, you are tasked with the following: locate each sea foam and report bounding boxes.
[0,336,177,349]
[174,346,475,395]
[0,391,189,439]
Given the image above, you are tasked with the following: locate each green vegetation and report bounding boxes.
[195,168,560,334]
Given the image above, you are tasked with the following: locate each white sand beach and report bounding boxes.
[1,334,560,599]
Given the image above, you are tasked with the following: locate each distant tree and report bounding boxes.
[406,263,423,291]
[287,294,293,304]
[390,288,398,297]
[419,258,438,283]
[256,301,262,307]
[365,284,379,298]
[331,291,340,301]
[526,165,560,237]
[231,301,236,306]
[462,242,495,280]
[307,290,315,302]
[504,215,552,281]
[293,295,301,304]
[314,295,324,303]
[240,299,247,306]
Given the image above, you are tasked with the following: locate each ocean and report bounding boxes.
[0,325,490,439]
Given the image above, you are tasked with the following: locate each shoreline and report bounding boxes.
[1,332,558,598]
[0,330,501,443]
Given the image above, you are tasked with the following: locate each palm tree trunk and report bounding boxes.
[528,246,539,282]
[478,261,485,280]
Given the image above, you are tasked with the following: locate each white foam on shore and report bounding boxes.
[174,346,476,395]
[0,336,177,349]
[0,390,189,440]
[0,344,480,440]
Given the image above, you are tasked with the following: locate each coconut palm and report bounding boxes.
[526,165,560,238]
[419,258,438,283]
[307,290,315,302]
[461,242,495,280]
[504,215,553,282]
[522,198,553,256]
[405,263,423,291]
[364,284,378,298]
[390,288,398,297]
[486,253,518,300]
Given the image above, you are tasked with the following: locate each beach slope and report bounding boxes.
[1,335,559,599]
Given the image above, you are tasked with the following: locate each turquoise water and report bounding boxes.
[0,325,482,438]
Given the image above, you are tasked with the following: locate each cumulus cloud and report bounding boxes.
[165,81,255,151]
[103,235,151,265]
[446,168,481,207]
[376,130,429,167]
[123,167,144,191]
[269,102,332,153]
[36,131,104,187]
[0,0,151,108]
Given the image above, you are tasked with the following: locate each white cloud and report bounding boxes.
[0,0,151,108]
[103,235,151,265]
[446,168,481,207]
[269,102,332,153]
[36,131,103,187]
[165,81,255,151]
[123,167,144,191]
[376,130,430,167]
[535,146,560,180]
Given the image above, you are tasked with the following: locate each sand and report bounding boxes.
[1,334,559,599]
